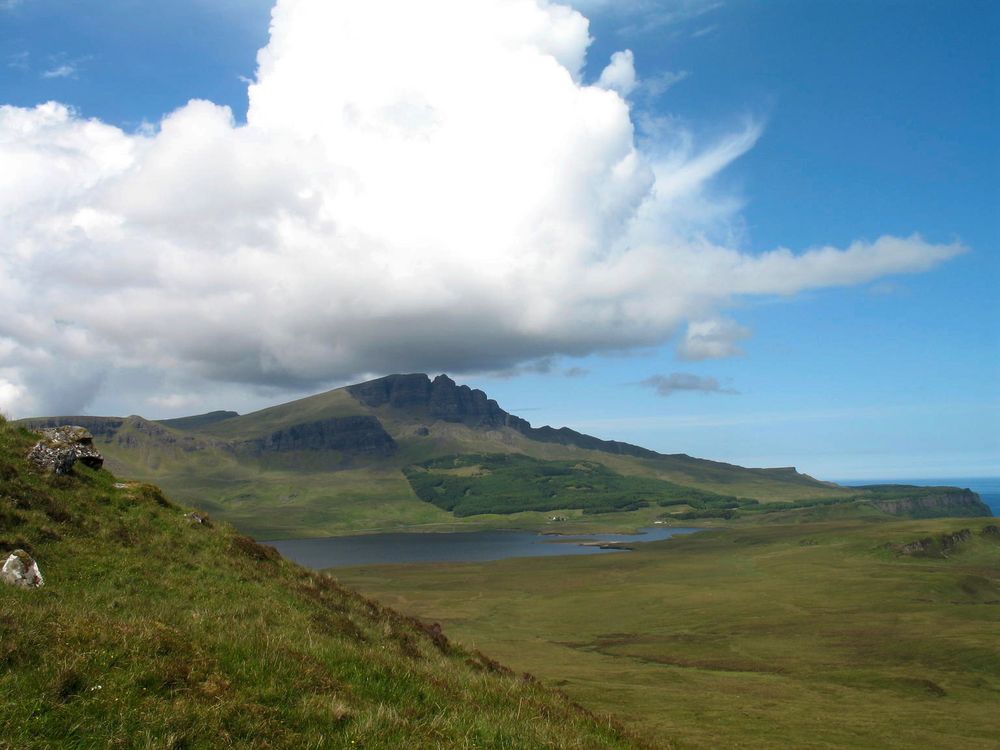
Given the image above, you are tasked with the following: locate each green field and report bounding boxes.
[337,514,1000,749]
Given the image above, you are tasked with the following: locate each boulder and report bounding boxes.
[1,549,44,589]
[27,426,104,475]
[184,512,213,528]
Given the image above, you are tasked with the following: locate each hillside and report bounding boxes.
[19,374,989,539]
[0,416,644,749]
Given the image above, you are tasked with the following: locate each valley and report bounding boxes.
[337,516,1000,749]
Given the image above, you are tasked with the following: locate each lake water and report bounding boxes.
[268,478,999,570]
[838,476,1000,517]
[267,526,703,569]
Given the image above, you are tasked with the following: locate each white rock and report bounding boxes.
[1,550,44,589]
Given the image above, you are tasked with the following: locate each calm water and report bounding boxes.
[267,526,702,569]
[839,476,1000,517]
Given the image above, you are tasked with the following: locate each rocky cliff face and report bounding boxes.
[869,490,990,518]
[348,374,512,428]
[348,373,660,458]
[237,416,396,457]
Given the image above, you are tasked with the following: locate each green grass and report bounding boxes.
[0,417,646,749]
[337,515,1000,749]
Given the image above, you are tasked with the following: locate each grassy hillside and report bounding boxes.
[0,417,645,749]
[339,515,1000,749]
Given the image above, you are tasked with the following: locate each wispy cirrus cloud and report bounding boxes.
[39,54,91,80]
[642,69,689,98]
[569,0,723,36]
[7,51,30,70]
[639,373,738,397]
[41,63,78,79]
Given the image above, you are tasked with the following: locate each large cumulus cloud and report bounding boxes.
[0,0,963,416]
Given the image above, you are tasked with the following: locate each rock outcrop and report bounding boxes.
[895,528,973,557]
[1,549,44,589]
[27,426,104,475]
[237,416,397,457]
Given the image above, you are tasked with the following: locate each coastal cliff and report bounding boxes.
[866,487,993,518]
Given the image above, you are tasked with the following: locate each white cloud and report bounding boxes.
[678,318,751,360]
[0,0,965,416]
[598,49,637,96]
[0,377,25,415]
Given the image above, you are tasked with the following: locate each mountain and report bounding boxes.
[0,416,643,748]
[19,374,990,538]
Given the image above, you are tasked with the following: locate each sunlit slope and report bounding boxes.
[0,417,645,749]
[20,374,985,538]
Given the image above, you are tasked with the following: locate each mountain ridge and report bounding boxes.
[17,373,989,538]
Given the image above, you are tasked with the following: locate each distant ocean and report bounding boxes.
[837,477,1000,518]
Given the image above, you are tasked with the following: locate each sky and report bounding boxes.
[1,0,997,480]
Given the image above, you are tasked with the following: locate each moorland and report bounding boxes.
[339,513,1000,749]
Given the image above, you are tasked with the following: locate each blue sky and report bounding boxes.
[1,0,997,479]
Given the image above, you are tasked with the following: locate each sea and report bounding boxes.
[836,476,1000,517]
